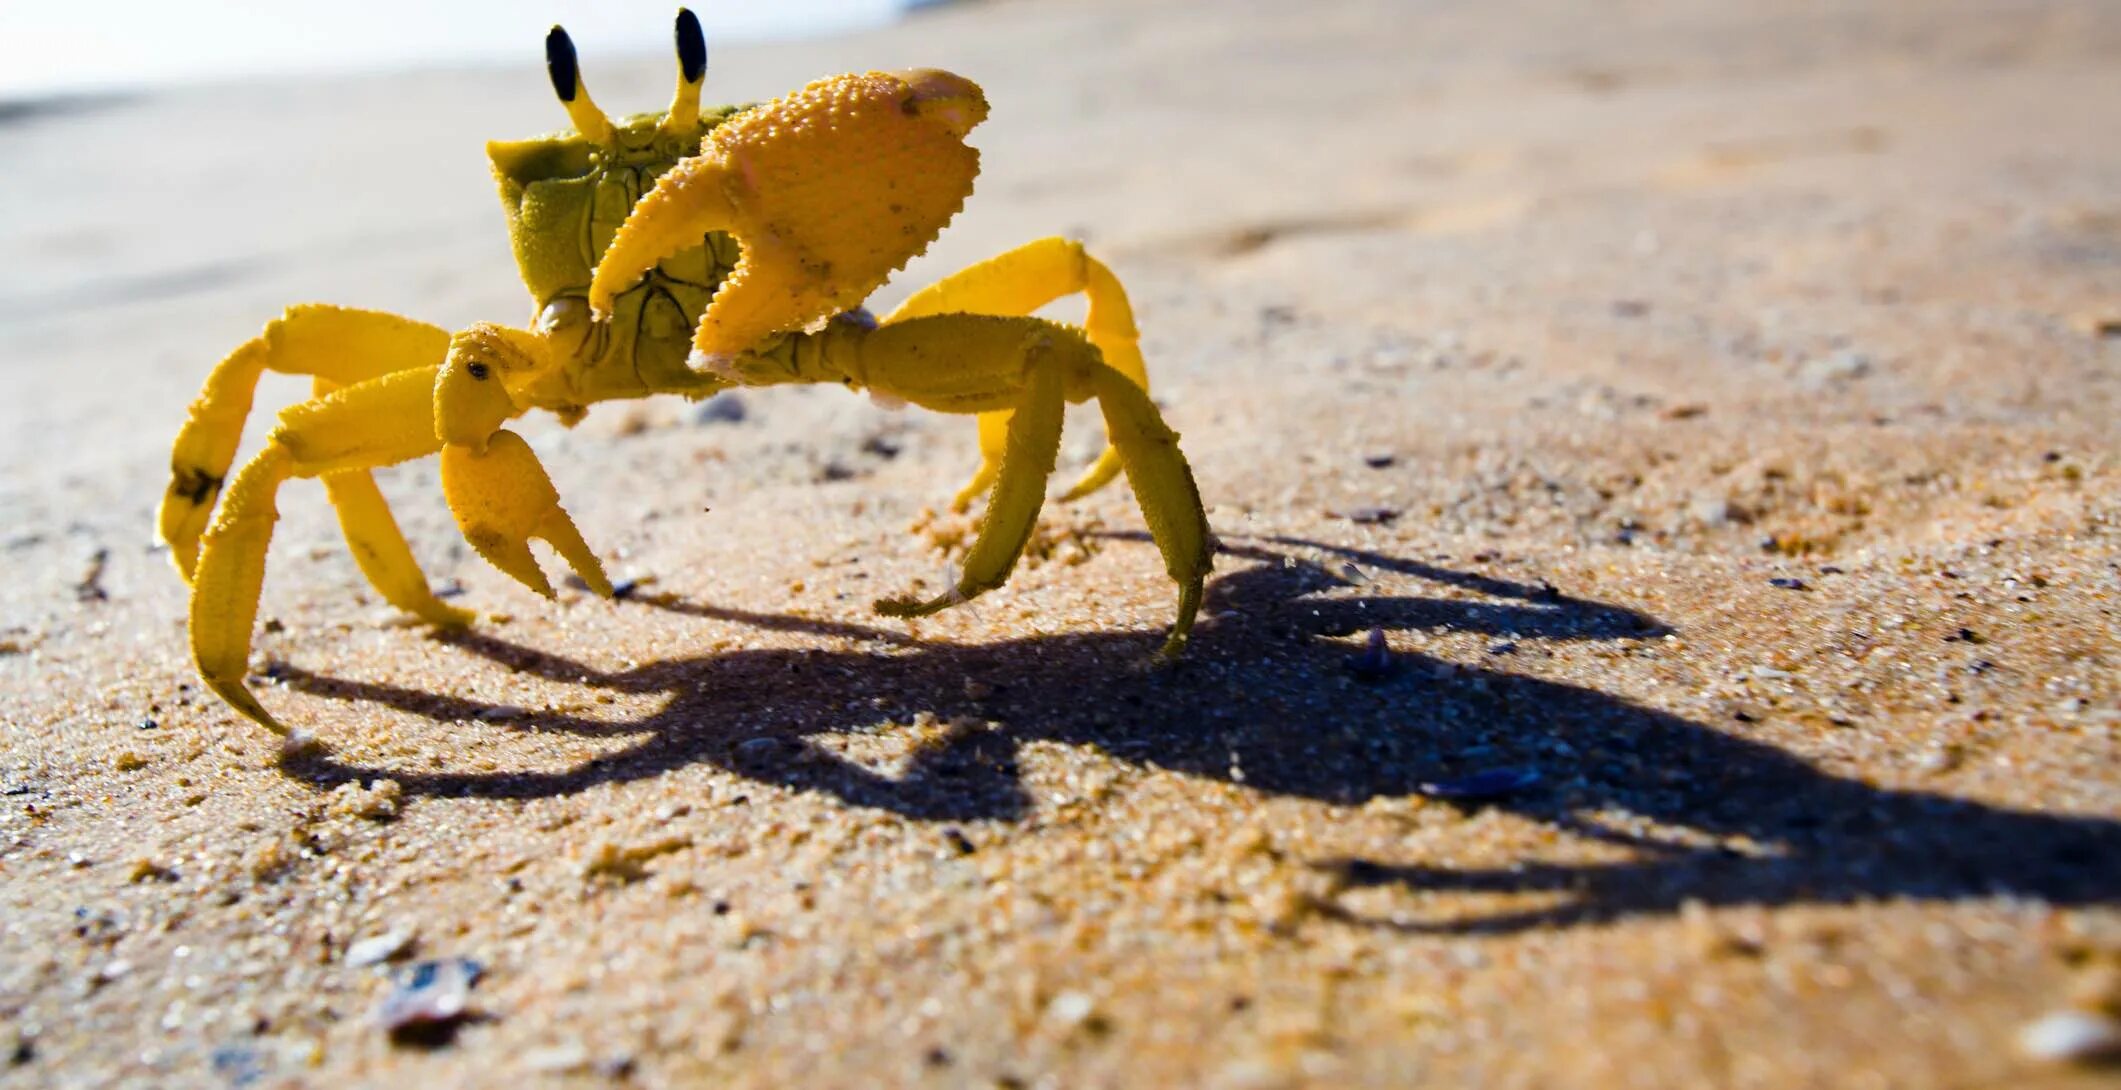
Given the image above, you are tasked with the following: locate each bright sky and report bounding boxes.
[0,0,908,99]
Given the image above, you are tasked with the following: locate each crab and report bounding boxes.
[158,10,1214,737]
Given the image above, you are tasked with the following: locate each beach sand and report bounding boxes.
[2,0,2117,1085]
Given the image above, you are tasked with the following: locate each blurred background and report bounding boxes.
[0,0,932,100]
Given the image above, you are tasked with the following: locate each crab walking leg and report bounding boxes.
[190,367,448,733]
[875,361,1064,618]
[305,374,475,629]
[881,237,1149,506]
[160,305,452,575]
[949,412,1010,512]
[1081,363,1214,655]
[317,470,476,628]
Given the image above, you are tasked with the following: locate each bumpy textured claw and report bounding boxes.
[442,430,611,600]
[590,69,989,364]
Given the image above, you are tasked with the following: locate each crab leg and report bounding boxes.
[783,313,1209,650]
[1080,362,1214,656]
[161,305,470,626]
[875,358,1064,618]
[881,237,1150,508]
[190,367,449,733]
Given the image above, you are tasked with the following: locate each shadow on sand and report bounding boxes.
[278,536,2120,933]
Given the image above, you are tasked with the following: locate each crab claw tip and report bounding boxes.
[888,68,988,138]
[687,349,740,380]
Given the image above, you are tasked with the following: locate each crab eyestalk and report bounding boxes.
[659,7,707,140]
[545,24,615,145]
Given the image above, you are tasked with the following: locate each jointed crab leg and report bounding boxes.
[720,313,1213,653]
[190,366,451,732]
[875,355,1065,617]
[160,305,472,628]
[880,237,1152,509]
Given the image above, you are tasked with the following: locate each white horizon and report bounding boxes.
[0,0,910,101]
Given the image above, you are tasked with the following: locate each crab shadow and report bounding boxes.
[279,537,2121,933]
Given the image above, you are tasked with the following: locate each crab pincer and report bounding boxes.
[588,69,990,371]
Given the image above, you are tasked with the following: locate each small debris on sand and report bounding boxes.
[327,780,402,822]
[74,548,110,602]
[1345,627,1392,680]
[1333,506,1401,525]
[2017,1009,2121,1065]
[347,929,419,967]
[1419,767,1542,801]
[691,393,748,424]
[377,958,483,1046]
[581,836,694,884]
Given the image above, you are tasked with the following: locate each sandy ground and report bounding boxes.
[2,0,2119,1085]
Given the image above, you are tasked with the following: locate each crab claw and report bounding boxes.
[589,69,989,368]
[441,429,612,600]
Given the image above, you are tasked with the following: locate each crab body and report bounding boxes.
[159,11,1213,740]
[488,100,746,406]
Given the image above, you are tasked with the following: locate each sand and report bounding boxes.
[2,0,2118,1085]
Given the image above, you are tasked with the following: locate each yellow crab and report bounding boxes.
[158,11,1213,737]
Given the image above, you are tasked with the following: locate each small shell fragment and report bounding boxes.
[347,930,417,967]
[377,958,483,1042]
[2017,1009,2121,1065]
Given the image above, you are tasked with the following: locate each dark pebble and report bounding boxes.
[1769,577,1806,590]
[691,394,748,424]
[1346,627,1392,680]
[378,958,483,1046]
[210,1044,266,1087]
[1419,767,1541,801]
[1362,452,1396,469]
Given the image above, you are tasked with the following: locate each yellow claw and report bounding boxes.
[441,430,612,600]
[590,69,989,363]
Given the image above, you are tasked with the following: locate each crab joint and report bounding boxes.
[545,25,615,145]
[435,324,538,449]
[659,8,706,139]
